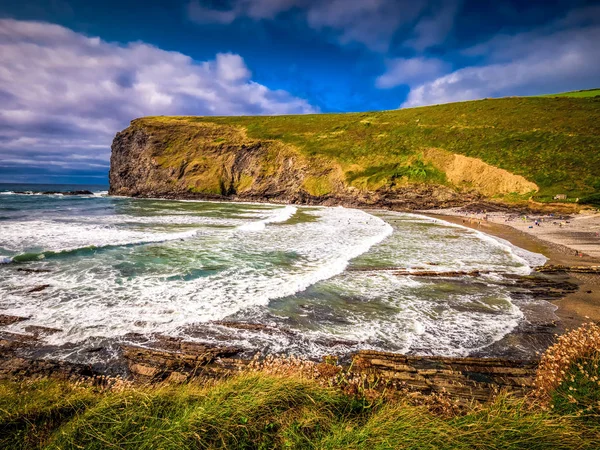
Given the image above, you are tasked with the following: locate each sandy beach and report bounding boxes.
[423,206,600,329]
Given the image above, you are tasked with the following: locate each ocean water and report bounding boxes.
[0,183,552,363]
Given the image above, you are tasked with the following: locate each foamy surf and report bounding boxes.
[237,205,297,231]
[0,220,198,256]
[417,214,547,272]
[0,194,556,361]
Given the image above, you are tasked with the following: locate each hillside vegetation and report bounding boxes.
[1,362,598,449]
[538,88,600,98]
[125,95,600,205]
[2,324,600,449]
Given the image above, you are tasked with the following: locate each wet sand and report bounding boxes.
[423,210,600,330]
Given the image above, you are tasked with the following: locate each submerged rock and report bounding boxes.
[0,314,29,326]
[26,284,50,293]
[24,325,62,336]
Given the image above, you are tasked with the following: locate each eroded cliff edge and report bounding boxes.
[109,96,600,208]
[108,118,504,209]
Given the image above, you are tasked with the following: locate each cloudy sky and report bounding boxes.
[0,0,599,184]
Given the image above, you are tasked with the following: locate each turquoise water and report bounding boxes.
[0,183,552,361]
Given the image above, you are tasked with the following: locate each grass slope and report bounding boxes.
[140,96,600,201]
[538,89,600,98]
[1,373,599,449]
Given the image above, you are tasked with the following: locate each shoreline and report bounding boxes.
[2,197,598,367]
[0,197,598,400]
[422,209,600,330]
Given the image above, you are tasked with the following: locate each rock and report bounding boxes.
[121,339,243,381]
[24,325,62,336]
[0,314,29,326]
[16,268,52,273]
[351,350,538,402]
[536,265,600,274]
[0,331,40,355]
[0,356,95,381]
[393,270,485,277]
[27,284,51,293]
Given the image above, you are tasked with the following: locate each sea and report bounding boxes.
[0,183,555,366]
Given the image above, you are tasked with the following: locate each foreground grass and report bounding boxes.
[138,95,600,200]
[1,373,599,449]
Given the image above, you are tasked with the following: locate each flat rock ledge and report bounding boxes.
[0,319,539,403]
[352,351,537,402]
[536,265,600,274]
[120,343,537,403]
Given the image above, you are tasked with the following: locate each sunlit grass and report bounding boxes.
[137,95,600,201]
[2,324,600,449]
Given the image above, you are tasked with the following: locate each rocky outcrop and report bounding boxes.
[0,315,29,326]
[121,341,538,402]
[0,324,542,403]
[352,351,537,402]
[109,118,480,209]
[536,265,600,274]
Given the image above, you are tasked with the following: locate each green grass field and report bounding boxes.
[1,369,598,449]
[139,95,600,202]
[3,322,600,449]
[538,89,600,98]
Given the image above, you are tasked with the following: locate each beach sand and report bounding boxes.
[423,208,600,330]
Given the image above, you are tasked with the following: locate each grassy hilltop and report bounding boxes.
[123,92,600,206]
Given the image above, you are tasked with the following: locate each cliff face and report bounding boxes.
[109,117,479,209]
[109,97,600,206]
[110,119,308,201]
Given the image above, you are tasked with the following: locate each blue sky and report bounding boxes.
[0,0,599,184]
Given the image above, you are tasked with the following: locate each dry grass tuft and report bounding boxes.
[533,322,600,403]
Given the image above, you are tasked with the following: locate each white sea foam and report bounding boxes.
[237,205,297,231]
[0,220,197,254]
[0,206,393,345]
[0,202,550,359]
[0,255,12,264]
[388,212,546,274]
[294,270,524,356]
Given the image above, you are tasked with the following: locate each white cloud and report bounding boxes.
[188,0,303,24]
[187,1,239,24]
[406,0,462,51]
[0,19,317,177]
[375,56,448,88]
[402,11,600,107]
[305,0,423,51]
[187,0,436,52]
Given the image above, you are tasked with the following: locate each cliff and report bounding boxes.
[109,96,600,208]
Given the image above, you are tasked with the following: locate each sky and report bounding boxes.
[0,0,599,184]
